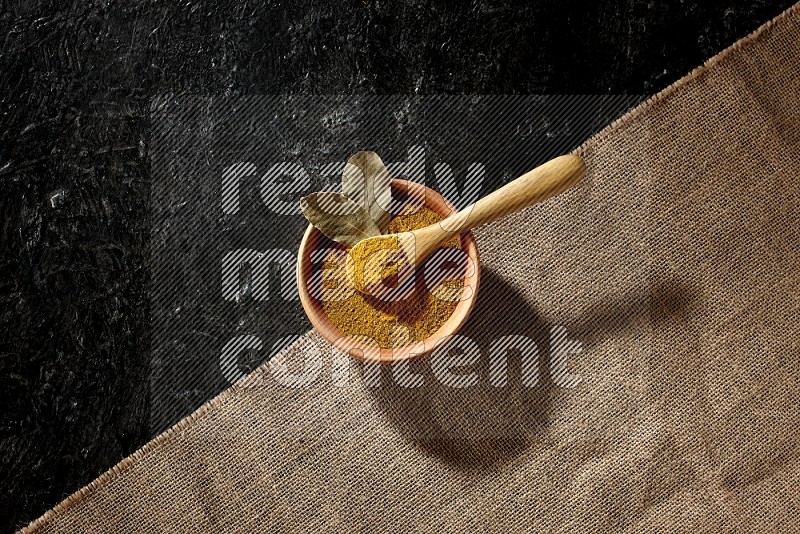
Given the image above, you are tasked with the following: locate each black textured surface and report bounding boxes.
[0,0,795,531]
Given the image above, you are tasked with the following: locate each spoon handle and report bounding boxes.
[438,154,586,234]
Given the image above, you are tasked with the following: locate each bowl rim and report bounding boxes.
[296,178,481,364]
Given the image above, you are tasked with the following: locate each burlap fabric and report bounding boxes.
[24,4,800,532]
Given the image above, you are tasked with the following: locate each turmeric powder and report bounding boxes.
[320,205,464,348]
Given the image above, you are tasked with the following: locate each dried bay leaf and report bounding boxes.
[342,151,392,232]
[300,192,381,247]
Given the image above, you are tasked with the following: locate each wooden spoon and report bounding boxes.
[347,154,586,294]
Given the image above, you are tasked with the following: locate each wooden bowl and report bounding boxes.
[296,179,481,364]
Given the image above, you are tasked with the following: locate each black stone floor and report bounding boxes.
[1,1,795,531]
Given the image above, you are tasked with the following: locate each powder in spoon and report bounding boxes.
[319,205,464,348]
[347,234,404,293]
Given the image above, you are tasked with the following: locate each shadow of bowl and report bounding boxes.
[358,270,698,469]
